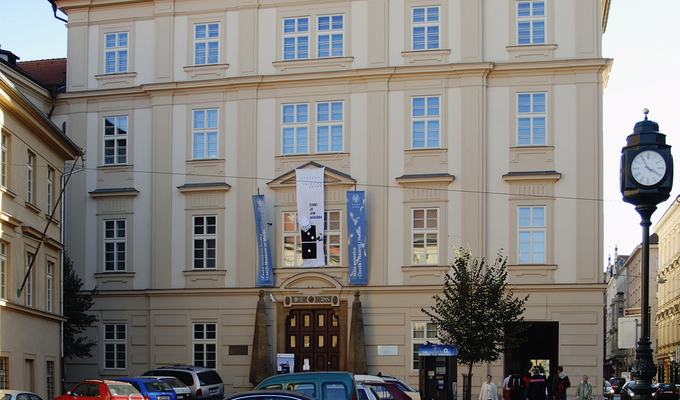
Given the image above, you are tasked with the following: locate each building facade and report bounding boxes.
[604,249,628,379]
[654,196,680,383]
[52,0,611,395]
[0,50,81,397]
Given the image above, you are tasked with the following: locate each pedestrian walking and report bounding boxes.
[508,371,526,400]
[526,368,547,400]
[575,375,593,400]
[480,375,499,400]
[503,374,512,400]
[552,366,571,400]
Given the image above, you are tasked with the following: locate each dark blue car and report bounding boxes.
[118,378,177,400]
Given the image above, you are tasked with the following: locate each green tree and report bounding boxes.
[63,253,98,359]
[422,249,529,391]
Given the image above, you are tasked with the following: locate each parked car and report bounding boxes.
[603,380,614,399]
[142,365,224,400]
[357,384,381,400]
[354,375,411,400]
[145,376,192,400]
[118,377,177,400]
[54,380,144,400]
[255,371,358,400]
[610,378,627,395]
[226,390,318,400]
[620,381,637,400]
[0,390,43,400]
[378,377,420,400]
[653,383,679,400]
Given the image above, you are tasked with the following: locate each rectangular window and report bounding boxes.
[517,1,545,45]
[412,7,440,50]
[0,357,7,389]
[46,261,54,312]
[193,216,216,269]
[105,32,129,73]
[104,324,126,369]
[412,322,439,370]
[283,17,309,60]
[282,104,309,154]
[316,102,343,153]
[104,116,128,165]
[46,167,54,215]
[518,206,545,263]
[26,253,34,307]
[194,23,219,65]
[412,208,438,265]
[282,211,341,267]
[317,15,344,58]
[193,109,218,159]
[412,97,440,148]
[27,152,34,204]
[1,134,8,187]
[0,243,6,299]
[193,323,217,368]
[517,93,546,145]
[104,219,126,272]
[46,361,54,400]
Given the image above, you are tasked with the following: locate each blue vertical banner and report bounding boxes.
[253,195,274,287]
[347,191,367,285]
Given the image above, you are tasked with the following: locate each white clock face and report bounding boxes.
[631,150,667,187]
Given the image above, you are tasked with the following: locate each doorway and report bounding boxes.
[505,322,559,383]
[286,309,341,372]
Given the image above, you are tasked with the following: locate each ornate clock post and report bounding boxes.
[620,109,673,400]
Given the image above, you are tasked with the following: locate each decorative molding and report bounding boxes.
[273,57,354,74]
[401,49,451,65]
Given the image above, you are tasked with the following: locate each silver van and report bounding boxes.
[143,366,224,400]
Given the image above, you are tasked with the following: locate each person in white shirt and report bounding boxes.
[480,375,499,400]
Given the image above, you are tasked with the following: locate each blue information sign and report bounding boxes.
[418,344,457,356]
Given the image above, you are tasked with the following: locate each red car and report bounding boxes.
[355,376,413,400]
[55,380,145,400]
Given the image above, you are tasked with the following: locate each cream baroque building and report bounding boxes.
[51,0,612,394]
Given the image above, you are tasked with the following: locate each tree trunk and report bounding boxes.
[462,373,473,400]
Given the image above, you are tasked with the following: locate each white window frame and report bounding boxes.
[27,152,34,204]
[324,211,342,266]
[193,215,216,269]
[282,212,301,267]
[26,253,34,307]
[282,211,342,267]
[517,1,545,45]
[193,323,217,368]
[412,6,440,50]
[317,15,344,58]
[0,243,6,299]
[46,167,54,215]
[194,23,220,65]
[517,93,546,146]
[103,116,128,165]
[412,96,440,149]
[411,321,439,370]
[192,109,219,160]
[46,261,54,312]
[1,133,7,188]
[282,104,309,155]
[283,17,310,60]
[104,32,129,74]
[412,208,438,265]
[518,206,545,264]
[104,219,127,272]
[316,102,344,153]
[104,323,126,369]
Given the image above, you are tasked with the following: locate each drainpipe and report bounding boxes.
[49,0,68,23]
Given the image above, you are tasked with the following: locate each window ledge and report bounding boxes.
[506,44,557,60]
[273,57,354,74]
[94,72,137,88]
[183,63,230,80]
[1,186,16,198]
[94,272,135,283]
[25,202,41,214]
[507,263,557,284]
[401,49,451,65]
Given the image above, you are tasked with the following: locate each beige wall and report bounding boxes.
[53,0,610,395]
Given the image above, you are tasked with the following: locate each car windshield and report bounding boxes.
[144,382,173,393]
[0,395,11,400]
[108,384,141,396]
[198,371,223,386]
[658,384,671,389]
[157,377,185,389]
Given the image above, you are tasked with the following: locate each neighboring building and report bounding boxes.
[654,195,680,383]
[0,49,81,397]
[52,0,611,394]
[604,248,628,379]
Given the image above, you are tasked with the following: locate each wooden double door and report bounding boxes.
[286,309,341,372]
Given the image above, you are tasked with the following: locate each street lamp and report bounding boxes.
[620,109,673,400]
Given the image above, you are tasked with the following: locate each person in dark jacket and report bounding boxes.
[507,371,526,400]
[527,368,547,400]
[552,366,571,400]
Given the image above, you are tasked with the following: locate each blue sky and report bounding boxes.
[2,0,679,267]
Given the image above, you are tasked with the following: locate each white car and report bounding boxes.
[357,384,381,400]
[0,390,43,400]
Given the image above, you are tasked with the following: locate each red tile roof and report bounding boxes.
[16,58,66,87]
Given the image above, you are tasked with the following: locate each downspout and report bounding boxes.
[49,0,68,23]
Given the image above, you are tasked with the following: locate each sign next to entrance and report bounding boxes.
[418,344,458,356]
